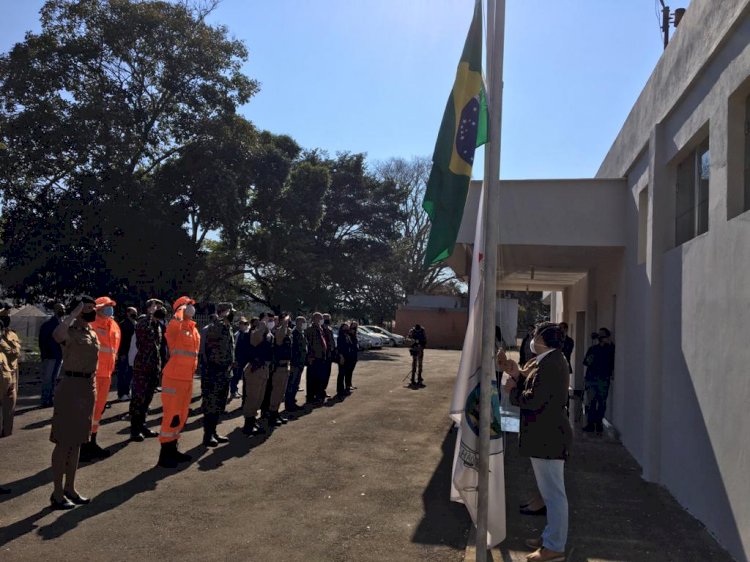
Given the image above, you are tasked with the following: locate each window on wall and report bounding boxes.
[744,94,750,213]
[675,139,710,246]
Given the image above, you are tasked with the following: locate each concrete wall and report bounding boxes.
[456,179,627,247]
[594,1,750,559]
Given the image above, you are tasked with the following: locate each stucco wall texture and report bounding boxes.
[589,1,750,560]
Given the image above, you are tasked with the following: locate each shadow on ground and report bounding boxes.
[411,427,470,550]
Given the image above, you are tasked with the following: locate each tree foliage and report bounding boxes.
[0,0,255,302]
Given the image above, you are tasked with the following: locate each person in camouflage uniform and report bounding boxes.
[202,302,236,446]
[129,299,166,441]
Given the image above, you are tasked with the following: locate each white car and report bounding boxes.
[356,326,390,347]
[355,329,383,349]
[364,326,406,347]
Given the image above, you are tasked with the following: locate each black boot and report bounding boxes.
[243,416,264,436]
[268,411,283,428]
[157,442,178,469]
[203,415,219,447]
[89,432,110,459]
[173,444,192,463]
[130,419,145,442]
[213,421,229,443]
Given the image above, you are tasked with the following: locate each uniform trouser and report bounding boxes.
[411,349,424,382]
[267,363,289,413]
[285,365,304,408]
[230,360,248,395]
[116,355,133,397]
[92,376,112,434]
[159,378,193,444]
[202,363,232,435]
[40,358,62,406]
[130,367,160,432]
[0,370,17,437]
[243,364,269,418]
[585,378,611,425]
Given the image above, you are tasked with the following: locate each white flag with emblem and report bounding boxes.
[449,180,506,547]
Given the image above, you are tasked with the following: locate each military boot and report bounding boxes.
[203,415,219,447]
[268,411,283,428]
[88,432,111,459]
[172,443,192,463]
[157,442,178,469]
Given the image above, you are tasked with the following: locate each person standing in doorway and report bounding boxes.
[559,322,575,375]
[39,303,65,407]
[583,327,615,434]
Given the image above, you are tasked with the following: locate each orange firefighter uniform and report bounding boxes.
[90,297,121,435]
[159,297,200,446]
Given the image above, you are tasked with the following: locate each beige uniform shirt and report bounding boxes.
[0,330,21,373]
[61,321,100,374]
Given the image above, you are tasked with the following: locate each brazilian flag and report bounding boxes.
[422,0,488,266]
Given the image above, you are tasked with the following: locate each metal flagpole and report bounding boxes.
[476,0,505,559]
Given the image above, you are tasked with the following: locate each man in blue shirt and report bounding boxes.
[38,303,65,407]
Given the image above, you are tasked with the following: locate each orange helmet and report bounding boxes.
[172,296,195,311]
[95,296,117,308]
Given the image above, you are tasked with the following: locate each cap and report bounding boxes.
[145,298,165,309]
[95,296,117,308]
[0,301,12,313]
[173,296,195,312]
[216,302,235,314]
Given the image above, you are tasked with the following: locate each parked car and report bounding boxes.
[364,326,406,347]
[336,327,373,351]
[356,326,391,347]
[355,329,383,350]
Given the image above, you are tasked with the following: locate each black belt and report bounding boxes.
[64,370,94,378]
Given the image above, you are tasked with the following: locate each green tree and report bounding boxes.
[0,0,256,302]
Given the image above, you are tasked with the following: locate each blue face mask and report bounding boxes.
[101,306,114,317]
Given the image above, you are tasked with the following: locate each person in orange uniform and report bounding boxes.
[80,296,121,461]
[157,296,200,468]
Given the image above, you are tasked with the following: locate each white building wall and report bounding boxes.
[595,1,750,558]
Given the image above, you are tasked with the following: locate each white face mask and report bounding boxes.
[529,338,537,355]
[316,319,323,326]
[184,304,196,318]
[267,321,275,331]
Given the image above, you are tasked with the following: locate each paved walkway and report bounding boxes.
[1,348,735,561]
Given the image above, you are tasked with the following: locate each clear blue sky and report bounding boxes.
[0,0,686,179]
